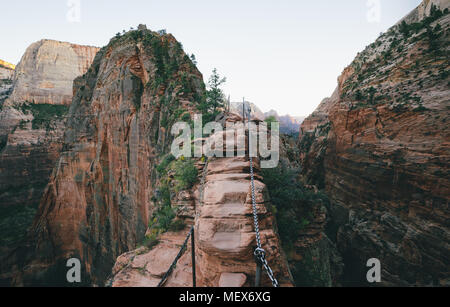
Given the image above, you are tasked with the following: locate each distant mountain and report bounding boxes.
[229,102,305,135]
[229,100,265,121]
[265,109,305,135]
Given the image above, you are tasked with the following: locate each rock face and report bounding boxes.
[0,41,98,285]
[0,61,14,104]
[0,60,14,80]
[299,1,450,286]
[9,40,99,106]
[230,101,265,121]
[265,110,305,135]
[10,28,205,286]
[110,115,293,287]
[400,0,450,24]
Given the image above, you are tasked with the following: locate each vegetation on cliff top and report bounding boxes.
[340,4,449,111]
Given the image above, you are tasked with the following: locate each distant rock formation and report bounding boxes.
[265,110,305,135]
[0,40,98,285]
[298,0,450,286]
[0,60,14,105]
[0,60,14,80]
[230,100,265,121]
[229,101,304,135]
[9,40,99,106]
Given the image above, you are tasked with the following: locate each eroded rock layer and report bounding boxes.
[299,1,450,286]
[9,28,205,286]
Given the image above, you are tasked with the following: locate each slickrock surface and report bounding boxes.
[9,40,99,106]
[7,27,205,286]
[110,117,293,287]
[298,1,450,286]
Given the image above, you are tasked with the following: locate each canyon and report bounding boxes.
[0,0,448,288]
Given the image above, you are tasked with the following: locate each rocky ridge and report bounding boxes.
[110,114,293,287]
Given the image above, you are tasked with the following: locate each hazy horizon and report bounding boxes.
[0,0,421,117]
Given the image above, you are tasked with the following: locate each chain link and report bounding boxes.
[157,226,194,287]
[247,110,279,288]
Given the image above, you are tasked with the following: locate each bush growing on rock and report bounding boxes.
[174,159,198,192]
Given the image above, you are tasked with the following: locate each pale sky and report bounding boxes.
[0,0,421,117]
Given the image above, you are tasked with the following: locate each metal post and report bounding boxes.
[255,258,262,287]
[191,227,196,287]
[242,97,245,122]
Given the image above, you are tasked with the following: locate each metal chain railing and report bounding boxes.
[156,107,280,288]
[157,226,195,287]
[246,105,279,288]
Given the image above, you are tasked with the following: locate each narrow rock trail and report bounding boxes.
[111,114,293,287]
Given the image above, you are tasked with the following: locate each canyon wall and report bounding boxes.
[9,27,206,286]
[299,1,449,286]
[0,41,98,285]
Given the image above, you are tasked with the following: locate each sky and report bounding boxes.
[0,0,421,117]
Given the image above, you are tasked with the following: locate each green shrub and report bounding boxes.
[156,154,175,175]
[169,219,186,232]
[141,232,159,249]
[262,162,329,250]
[174,159,198,192]
[17,103,68,130]
[0,204,38,247]
[154,205,176,232]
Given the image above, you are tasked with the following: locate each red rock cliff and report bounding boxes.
[11,28,206,286]
[298,1,449,286]
[0,41,98,285]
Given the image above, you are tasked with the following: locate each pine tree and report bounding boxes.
[206,68,227,113]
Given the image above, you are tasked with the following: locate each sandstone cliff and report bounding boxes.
[0,61,14,105]
[10,27,206,286]
[0,60,14,80]
[110,114,293,287]
[0,41,98,285]
[299,1,449,286]
[9,40,99,106]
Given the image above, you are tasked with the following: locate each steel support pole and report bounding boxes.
[191,227,197,287]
